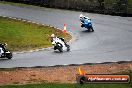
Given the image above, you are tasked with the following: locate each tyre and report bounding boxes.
[76,75,87,84]
[7,53,12,59]
[66,44,70,51]
[56,43,63,52]
[54,46,57,50]
[87,28,90,32]
[90,27,94,32]
[58,47,63,52]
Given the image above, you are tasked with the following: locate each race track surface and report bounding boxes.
[0,4,132,68]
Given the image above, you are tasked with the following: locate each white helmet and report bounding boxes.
[79,14,84,18]
[4,43,7,46]
[51,34,55,37]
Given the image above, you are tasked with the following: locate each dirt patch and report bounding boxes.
[0,61,132,85]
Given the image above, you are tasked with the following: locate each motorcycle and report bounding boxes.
[0,47,12,59]
[52,38,70,52]
[80,18,94,32]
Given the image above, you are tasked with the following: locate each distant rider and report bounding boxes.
[79,14,91,22]
[79,14,91,27]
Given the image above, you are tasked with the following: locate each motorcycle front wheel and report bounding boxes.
[90,27,94,32]
[6,53,12,59]
[58,47,63,52]
[56,43,63,52]
[87,27,94,32]
[66,44,70,51]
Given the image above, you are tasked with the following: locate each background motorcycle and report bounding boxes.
[0,47,12,59]
[80,19,94,32]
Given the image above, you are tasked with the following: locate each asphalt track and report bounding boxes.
[0,4,132,68]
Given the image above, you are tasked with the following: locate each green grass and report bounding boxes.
[0,82,131,88]
[0,71,131,88]
[0,16,71,51]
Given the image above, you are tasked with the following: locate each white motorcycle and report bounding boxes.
[52,37,70,52]
[0,47,12,59]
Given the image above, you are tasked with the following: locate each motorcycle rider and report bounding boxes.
[0,43,7,52]
[0,43,12,59]
[79,14,91,21]
[50,34,67,46]
[79,14,91,27]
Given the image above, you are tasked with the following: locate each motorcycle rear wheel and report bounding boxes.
[58,47,63,52]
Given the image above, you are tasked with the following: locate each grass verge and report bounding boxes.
[0,16,71,51]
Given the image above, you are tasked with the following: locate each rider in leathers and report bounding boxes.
[50,34,67,49]
[79,14,91,28]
